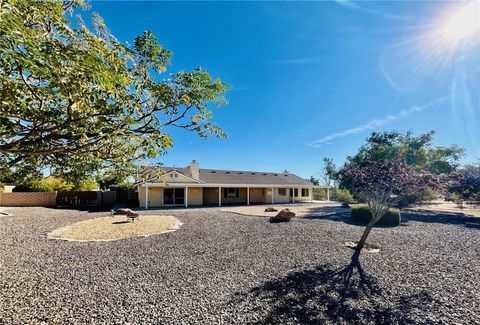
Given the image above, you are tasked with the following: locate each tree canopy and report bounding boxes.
[448,164,480,204]
[0,0,228,183]
[347,131,464,175]
[339,155,440,250]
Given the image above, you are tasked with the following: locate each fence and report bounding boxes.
[0,190,136,209]
[0,192,57,207]
[56,191,116,209]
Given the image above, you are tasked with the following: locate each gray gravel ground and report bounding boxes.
[1,205,479,324]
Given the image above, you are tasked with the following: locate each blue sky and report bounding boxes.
[85,1,479,178]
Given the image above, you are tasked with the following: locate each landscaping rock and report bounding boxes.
[113,208,134,215]
[269,209,295,223]
[264,207,277,212]
[1,206,479,324]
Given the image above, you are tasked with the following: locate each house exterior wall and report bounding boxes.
[139,186,163,208]
[138,186,313,208]
[187,187,203,206]
[164,172,197,183]
[274,188,290,203]
[148,187,163,207]
[249,188,265,203]
[203,187,219,205]
[295,188,312,202]
[221,188,247,204]
[265,188,290,204]
[138,186,146,207]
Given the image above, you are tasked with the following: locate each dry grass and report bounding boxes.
[410,201,480,217]
[222,202,343,218]
[48,215,182,242]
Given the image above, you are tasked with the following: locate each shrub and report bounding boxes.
[43,177,74,192]
[313,188,328,200]
[397,188,440,208]
[73,178,98,191]
[332,188,353,204]
[351,205,401,226]
[12,179,53,192]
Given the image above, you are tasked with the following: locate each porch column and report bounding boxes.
[247,187,250,205]
[218,186,222,207]
[185,186,188,208]
[292,187,295,203]
[145,185,149,209]
[327,187,330,201]
[271,187,274,204]
[310,187,313,203]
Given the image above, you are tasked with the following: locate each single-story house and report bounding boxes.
[136,160,322,208]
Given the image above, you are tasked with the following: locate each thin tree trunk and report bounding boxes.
[357,211,384,250]
[356,218,376,250]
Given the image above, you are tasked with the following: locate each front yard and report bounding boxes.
[0,205,479,324]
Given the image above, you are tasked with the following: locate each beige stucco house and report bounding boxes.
[136,161,320,208]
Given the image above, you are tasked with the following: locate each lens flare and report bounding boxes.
[442,1,480,42]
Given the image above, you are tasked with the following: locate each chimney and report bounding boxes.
[190,160,199,179]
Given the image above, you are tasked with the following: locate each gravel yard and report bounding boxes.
[1,205,479,324]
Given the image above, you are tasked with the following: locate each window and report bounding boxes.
[290,188,298,197]
[278,188,286,196]
[224,188,239,199]
[301,188,310,197]
[163,188,184,205]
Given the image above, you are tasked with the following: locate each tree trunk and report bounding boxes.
[356,218,376,250]
[357,211,384,250]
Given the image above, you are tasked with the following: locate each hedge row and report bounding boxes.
[351,205,401,226]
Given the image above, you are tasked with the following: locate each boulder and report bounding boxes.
[269,209,295,223]
[113,208,134,215]
[265,207,278,212]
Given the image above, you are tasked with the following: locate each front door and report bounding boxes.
[163,188,185,205]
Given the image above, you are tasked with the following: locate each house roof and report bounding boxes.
[137,166,314,187]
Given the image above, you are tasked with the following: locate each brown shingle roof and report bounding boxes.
[137,166,313,186]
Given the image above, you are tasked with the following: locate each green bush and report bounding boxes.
[332,188,353,204]
[313,188,328,200]
[12,179,53,192]
[351,205,401,226]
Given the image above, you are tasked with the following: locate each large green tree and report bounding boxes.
[0,0,228,182]
[347,131,464,175]
[340,131,462,207]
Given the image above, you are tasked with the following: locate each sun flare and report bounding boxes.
[442,1,480,42]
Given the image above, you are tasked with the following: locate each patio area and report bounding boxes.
[0,206,479,324]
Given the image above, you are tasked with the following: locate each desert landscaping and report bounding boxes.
[1,205,479,324]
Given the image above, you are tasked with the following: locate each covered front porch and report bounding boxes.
[138,184,319,209]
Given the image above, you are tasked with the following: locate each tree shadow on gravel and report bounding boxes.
[232,252,440,324]
[401,211,480,230]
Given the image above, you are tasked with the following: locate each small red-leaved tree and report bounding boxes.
[339,155,440,250]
